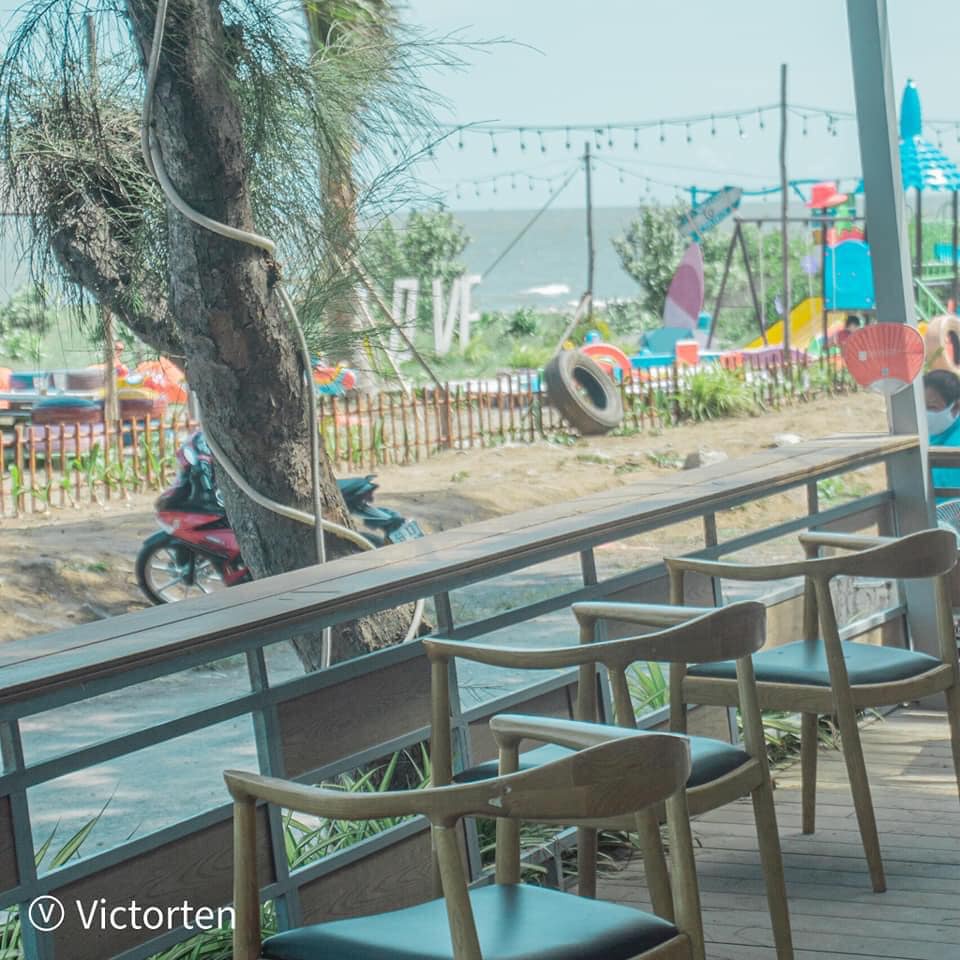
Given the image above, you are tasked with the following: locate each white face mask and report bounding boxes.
[926,406,958,437]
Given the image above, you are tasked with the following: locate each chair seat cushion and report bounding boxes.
[454,733,749,789]
[261,882,678,960]
[688,639,941,687]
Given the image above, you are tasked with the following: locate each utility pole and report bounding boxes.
[779,63,791,365]
[86,14,118,424]
[584,141,595,319]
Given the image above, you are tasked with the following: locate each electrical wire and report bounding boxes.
[481,167,578,277]
[140,0,423,657]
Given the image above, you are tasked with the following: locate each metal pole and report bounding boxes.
[779,63,791,364]
[584,141,595,320]
[952,190,958,310]
[846,0,937,660]
[915,187,923,278]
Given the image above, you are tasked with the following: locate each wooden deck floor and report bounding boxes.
[598,708,960,960]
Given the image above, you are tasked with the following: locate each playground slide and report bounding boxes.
[746,297,823,351]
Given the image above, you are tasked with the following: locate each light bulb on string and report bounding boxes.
[528,176,535,191]
[492,178,498,194]
[938,128,944,149]
[607,126,614,148]
[956,123,960,143]
[519,128,527,152]
[659,122,666,143]
[633,127,639,150]
[594,128,603,150]
[736,115,746,138]
[457,131,464,150]
[455,183,462,200]
[758,108,765,130]
[537,130,546,153]
[565,127,571,150]
[474,182,481,197]
[488,131,498,155]
[710,114,716,136]
[618,168,625,184]
[510,173,517,190]
[686,123,692,144]
[802,114,808,136]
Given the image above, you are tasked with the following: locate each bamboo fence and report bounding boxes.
[0,359,852,518]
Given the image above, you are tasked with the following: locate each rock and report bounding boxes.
[683,449,729,470]
[771,432,803,447]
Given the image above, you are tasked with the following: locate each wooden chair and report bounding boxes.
[225,723,705,960]
[666,528,960,894]
[426,600,794,960]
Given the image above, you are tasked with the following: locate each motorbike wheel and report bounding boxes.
[136,531,227,604]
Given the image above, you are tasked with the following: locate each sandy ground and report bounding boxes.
[0,392,894,855]
[0,390,890,643]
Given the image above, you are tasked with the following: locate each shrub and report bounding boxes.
[677,366,756,421]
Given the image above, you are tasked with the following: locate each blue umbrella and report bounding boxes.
[898,80,960,285]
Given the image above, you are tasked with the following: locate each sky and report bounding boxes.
[2,0,959,212]
[397,0,960,210]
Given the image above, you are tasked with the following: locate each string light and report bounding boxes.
[489,131,498,154]
[659,122,666,143]
[537,130,546,153]
[802,114,808,136]
[686,122,692,144]
[633,127,639,150]
[758,108,765,130]
[607,126,614,148]
[519,128,527,151]
[736,115,745,138]
[457,131,464,150]
[594,128,603,150]
[564,127,571,150]
[710,114,716,136]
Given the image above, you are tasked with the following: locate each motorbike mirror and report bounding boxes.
[182,445,198,466]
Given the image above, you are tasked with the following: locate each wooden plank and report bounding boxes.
[0,436,917,704]
[599,706,960,960]
[47,806,274,960]
[279,651,431,777]
[297,826,432,924]
[0,793,18,893]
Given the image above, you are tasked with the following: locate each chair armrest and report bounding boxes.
[797,531,893,554]
[489,714,657,752]
[571,601,715,628]
[423,637,595,670]
[225,769,426,821]
[665,554,810,581]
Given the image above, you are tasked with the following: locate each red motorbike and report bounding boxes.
[136,432,422,604]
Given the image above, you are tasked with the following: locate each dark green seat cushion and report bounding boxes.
[261,883,677,960]
[687,639,941,687]
[454,733,749,789]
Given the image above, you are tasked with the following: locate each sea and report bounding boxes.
[452,206,640,315]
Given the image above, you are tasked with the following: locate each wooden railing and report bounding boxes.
[0,434,916,960]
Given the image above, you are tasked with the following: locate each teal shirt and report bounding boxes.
[930,415,960,502]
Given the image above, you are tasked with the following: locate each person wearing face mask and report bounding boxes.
[924,369,960,500]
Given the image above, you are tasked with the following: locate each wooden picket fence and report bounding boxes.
[0,358,852,518]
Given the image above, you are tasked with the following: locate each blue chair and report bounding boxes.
[666,529,960,894]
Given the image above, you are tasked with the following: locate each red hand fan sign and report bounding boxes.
[840,323,925,395]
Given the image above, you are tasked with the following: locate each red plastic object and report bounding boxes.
[841,323,925,395]
[581,343,632,380]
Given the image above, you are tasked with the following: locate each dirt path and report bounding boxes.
[0,391,889,643]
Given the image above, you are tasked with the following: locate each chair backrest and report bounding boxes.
[805,528,957,582]
[226,733,693,960]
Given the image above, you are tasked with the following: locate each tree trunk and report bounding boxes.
[125,0,411,665]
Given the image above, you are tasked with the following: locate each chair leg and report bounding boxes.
[834,700,885,892]
[577,827,597,898]
[800,712,818,835]
[636,807,675,921]
[751,777,794,960]
[945,683,960,802]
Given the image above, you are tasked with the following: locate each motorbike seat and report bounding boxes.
[337,476,376,499]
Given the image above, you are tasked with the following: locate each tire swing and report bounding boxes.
[544,349,624,435]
